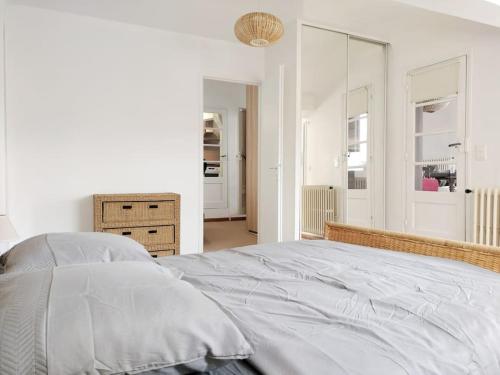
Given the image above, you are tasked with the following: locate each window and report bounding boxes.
[413,98,458,192]
[348,114,368,190]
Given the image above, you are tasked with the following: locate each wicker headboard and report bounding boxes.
[324,222,500,273]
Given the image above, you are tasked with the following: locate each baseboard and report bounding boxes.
[204,216,247,223]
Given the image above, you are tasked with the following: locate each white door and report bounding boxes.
[347,113,371,227]
[259,66,284,243]
[347,87,371,227]
[203,110,228,212]
[406,57,467,240]
[346,37,387,230]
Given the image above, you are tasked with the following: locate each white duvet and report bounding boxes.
[0,261,253,375]
[160,240,500,375]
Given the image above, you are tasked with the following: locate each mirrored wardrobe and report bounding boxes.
[300,25,387,238]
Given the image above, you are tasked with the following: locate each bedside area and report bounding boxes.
[94,193,180,257]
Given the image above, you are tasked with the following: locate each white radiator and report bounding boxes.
[422,156,455,172]
[474,188,500,246]
[302,185,336,237]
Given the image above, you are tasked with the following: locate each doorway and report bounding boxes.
[203,110,228,211]
[405,56,468,240]
[202,79,258,251]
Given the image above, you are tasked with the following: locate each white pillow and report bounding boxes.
[0,261,253,374]
[0,232,153,273]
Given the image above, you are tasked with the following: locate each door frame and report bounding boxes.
[403,55,471,240]
[296,20,389,239]
[199,76,262,253]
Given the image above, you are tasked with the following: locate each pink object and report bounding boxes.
[422,178,439,192]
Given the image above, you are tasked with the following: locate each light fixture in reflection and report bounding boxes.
[423,101,450,113]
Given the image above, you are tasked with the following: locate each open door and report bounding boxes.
[246,86,258,233]
[258,65,284,243]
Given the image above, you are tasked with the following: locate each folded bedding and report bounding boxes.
[141,360,261,375]
[159,240,500,375]
[0,261,253,375]
[0,232,153,273]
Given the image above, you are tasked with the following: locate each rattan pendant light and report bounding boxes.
[234,12,284,47]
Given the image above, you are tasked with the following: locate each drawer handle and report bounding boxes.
[122,205,133,210]
[149,204,159,209]
[122,231,132,236]
[148,230,158,234]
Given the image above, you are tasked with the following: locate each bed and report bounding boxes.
[159,223,500,375]
[1,224,500,374]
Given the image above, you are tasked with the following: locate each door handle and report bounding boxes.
[465,189,474,194]
[448,142,462,148]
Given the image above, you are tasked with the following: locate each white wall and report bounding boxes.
[0,0,5,216]
[5,5,264,254]
[0,0,7,254]
[203,79,246,218]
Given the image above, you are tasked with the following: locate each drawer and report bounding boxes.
[102,201,175,223]
[148,250,175,258]
[105,225,175,246]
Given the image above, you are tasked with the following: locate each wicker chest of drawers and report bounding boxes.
[93,193,180,257]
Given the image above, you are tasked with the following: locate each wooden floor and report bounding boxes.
[204,220,257,252]
[301,233,324,240]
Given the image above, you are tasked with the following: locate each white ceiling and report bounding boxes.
[394,0,500,29]
[8,0,500,46]
[8,0,301,43]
